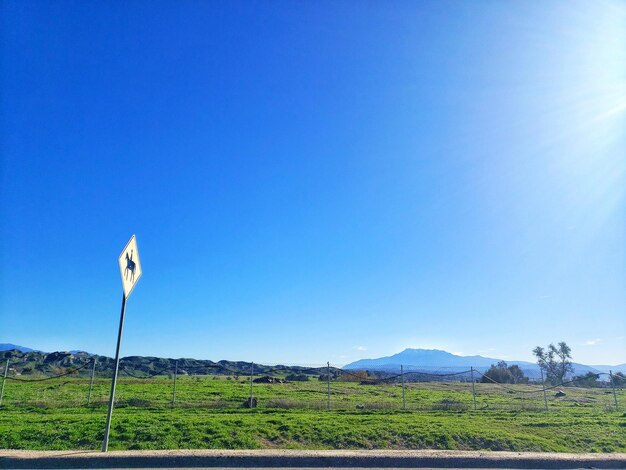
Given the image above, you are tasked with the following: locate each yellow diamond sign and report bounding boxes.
[118,235,142,299]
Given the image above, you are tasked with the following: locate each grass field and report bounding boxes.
[1,376,624,452]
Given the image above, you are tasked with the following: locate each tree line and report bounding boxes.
[480,341,625,387]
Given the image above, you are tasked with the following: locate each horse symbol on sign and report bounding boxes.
[125,250,136,283]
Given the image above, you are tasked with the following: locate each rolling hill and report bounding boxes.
[1,345,624,380]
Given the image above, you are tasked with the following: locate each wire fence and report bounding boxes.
[0,356,622,413]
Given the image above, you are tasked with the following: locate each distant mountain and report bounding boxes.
[590,364,626,374]
[345,348,523,370]
[0,343,38,353]
[0,344,90,355]
[344,348,613,379]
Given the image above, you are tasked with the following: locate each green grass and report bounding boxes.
[1,376,624,452]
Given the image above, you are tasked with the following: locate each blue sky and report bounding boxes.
[1,1,624,366]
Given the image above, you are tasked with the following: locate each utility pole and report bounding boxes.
[0,360,9,407]
[171,360,178,406]
[610,370,618,410]
[470,367,477,411]
[88,358,97,405]
[540,368,549,412]
[401,365,406,411]
[327,362,331,410]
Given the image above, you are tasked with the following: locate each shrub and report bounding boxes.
[340,370,370,382]
[285,374,309,382]
[480,361,528,384]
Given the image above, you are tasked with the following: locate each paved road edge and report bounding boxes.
[2,449,626,469]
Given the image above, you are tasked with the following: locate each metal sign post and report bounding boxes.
[102,235,142,452]
[88,358,97,405]
[610,370,618,410]
[0,359,9,407]
[171,360,178,406]
[101,293,126,452]
[249,362,254,405]
[327,362,331,410]
[401,365,406,411]
[470,367,477,411]
[540,368,549,412]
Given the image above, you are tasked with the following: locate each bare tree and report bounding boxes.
[533,342,573,385]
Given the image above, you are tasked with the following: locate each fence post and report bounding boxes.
[470,367,477,411]
[327,362,331,410]
[610,370,618,410]
[88,358,97,405]
[171,360,178,406]
[0,359,9,407]
[249,362,254,404]
[401,365,406,411]
[540,368,549,412]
